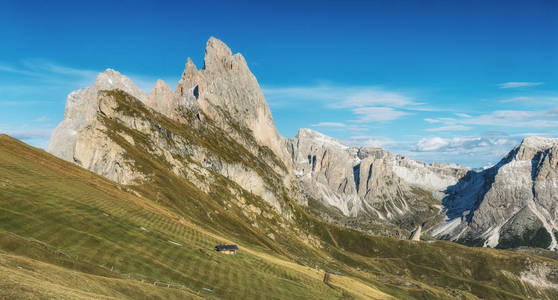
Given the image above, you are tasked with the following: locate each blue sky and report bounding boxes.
[1,0,557,167]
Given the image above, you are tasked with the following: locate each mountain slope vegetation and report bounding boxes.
[0,135,351,299]
[3,117,558,299]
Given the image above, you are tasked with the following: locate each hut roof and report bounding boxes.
[215,244,238,251]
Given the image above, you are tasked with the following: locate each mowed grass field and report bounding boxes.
[3,131,558,299]
[0,135,383,299]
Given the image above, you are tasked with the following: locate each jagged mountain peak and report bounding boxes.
[295,128,348,149]
[203,37,246,72]
[181,57,198,81]
[100,68,119,76]
[151,79,172,96]
[501,136,558,163]
[205,36,232,59]
[519,136,558,152]
[146,79,173,115]
[94,68,147,102]
[433,136,558,250]
[189,37,288,166]
[153,78,169,89]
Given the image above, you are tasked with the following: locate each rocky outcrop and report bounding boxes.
[48,69,147,162]
[287,128,468,231]
[62,88,284,210]
[146,80,174,117]
[409,225,422,241]
[287,129,361,216]
[146,37,289,175]
[432,137,558,250]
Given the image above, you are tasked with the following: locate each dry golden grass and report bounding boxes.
[0,252,200,299]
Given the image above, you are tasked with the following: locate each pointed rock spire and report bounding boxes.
[150,79,172,96]
[202,36,251,73]
[175,57,202,112]
[181,57,198,81]
[203,37,232,70]
[146,79,173,115]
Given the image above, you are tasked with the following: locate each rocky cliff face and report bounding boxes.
[147,38,289,176]
[49,38,290,212]
[145,79,174,117]
[49,69,147,162]
[286,128,469,234]
[432,137,558,250]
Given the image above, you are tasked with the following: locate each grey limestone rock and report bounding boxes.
[432,136,558,249]
[48,69,147,162]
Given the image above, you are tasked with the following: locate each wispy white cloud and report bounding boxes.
[34,116,48,122]
[466,109,558,127]
[0,99,57,106]
[0,128,53,141]
[425,125,471,132]
[415,136,450,151]
[499,96,558,104]
[345,135,405,148]
[498,81,543,89]
[0,64,37,76]
[351,107,411,122]
[0,60,174,94]
[336,89,415,108]
[424,118,441,123]
[21,59,98,79]
[509,132,558,138]
[413,135,517,155]
[263,84,427,123]
[311,122,346,127]
[402,134,520,167]
[341,132,528,167]
[345,125,370,132]
[425,109,558,130]
[500,96,535,103]
[0,60,98,89]
[263,84,418,108]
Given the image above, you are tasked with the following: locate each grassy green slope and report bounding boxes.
[0,136,348,299]
[2,88,558,299]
